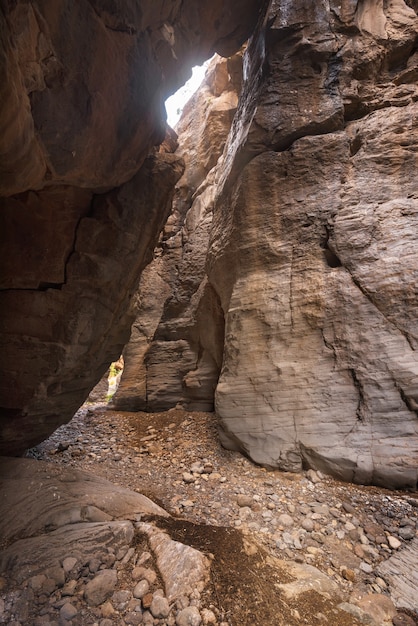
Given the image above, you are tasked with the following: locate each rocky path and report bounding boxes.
[1,404,417,626]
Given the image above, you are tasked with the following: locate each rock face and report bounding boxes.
[1,0,418,489]
[0,0,261,455]
[117,0,418,489]
[113,55,239,412]
[207,0,418,488]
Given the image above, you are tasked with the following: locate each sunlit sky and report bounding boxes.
[165,61,209,128]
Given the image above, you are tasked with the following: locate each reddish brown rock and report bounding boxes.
[0,0,261,195]
[0,151,184,454]
[0,1,260,454]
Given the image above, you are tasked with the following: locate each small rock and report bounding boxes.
[201,608,217,624]
[84,569,117,606]
[354,544,365,559]
[61,580,77,596]
[190,462,204,474]
[150,595,170,619]
[132,567,157,585]
[342,502,356,515]
[176,606,202,626]
[62,557,77,574]
[133,579,150,599]
[301,518,314,532]
[306,469,321,483]
[398,526,415,540]
[388,535,402,550]
[29,574,47,592]
[341,568,356,582]
[124,612,143,625]
[183,472,195,483]
[45,566,65,588]
[236,494,253,508]
[277,514,294,528]
[359,562,373,574]
[100,601,116,618]
[59,602,78,621]
[112,589,131,608]
[88,558,101,573]
[141,592,153,609]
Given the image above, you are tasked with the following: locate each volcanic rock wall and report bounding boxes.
[207,0,418,489]
[0,0,261,455]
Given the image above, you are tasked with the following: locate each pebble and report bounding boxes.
[133,579,150,599]
[398,526,415,540]
[176,606,202,626]
[150,595,170,618]
[236,494,253,508]
[13,405,417,625]
[277,513,294,527]
[62,557,77,574]
[387,535,402,550]
[84,569,118,606]
[301,518,314,532]
[59,602,78,621]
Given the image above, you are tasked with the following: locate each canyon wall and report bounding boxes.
[2,0,418,489]
[207,0,418,489]
[116,0,418,489]
[0,0,261,455]
[113,55,239,412]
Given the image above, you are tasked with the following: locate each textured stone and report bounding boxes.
[206,0,418,488]
[113,54,238,412]
[377,538,418,610]
[0,152,183,455]
[355,594,397,624]
[138,523,211,602]
[0,457,167,542]
[110,0,418,490]
[176,606,202,626]
[275,560,341,601]
[0,0,259,196]
[0,0,260,455]
[84,570,118,607]
[150,595,170,619]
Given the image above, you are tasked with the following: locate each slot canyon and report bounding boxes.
[1,1,418,624]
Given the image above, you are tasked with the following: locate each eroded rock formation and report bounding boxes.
[1,0,418,489]
[113,54,238,412]
[207,0,418,489]
[117,0,418,489]
[0,0,261,454]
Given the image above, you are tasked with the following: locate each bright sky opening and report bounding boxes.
[165,61,210,128]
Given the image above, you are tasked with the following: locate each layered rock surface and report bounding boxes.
[0,0,261,454]
[113,55,239,412]
[207,0,418,488]
[116,0,418,489]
